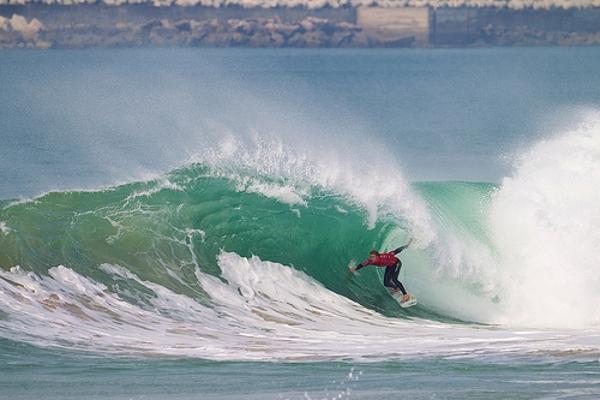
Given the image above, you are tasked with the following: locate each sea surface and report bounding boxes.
[1,47,600,399]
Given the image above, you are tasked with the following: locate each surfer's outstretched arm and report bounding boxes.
[391,238,413,255]
[350,261,370,273]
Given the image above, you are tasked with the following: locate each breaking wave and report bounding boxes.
[1,119,600,361]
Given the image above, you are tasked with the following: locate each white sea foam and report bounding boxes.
[240,180,307,206]
[0,222,11,235]
[124,178,183,202]
[489,115,600,328]
[0,252,599,361]
[395,114,600,328]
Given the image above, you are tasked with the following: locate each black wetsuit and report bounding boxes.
[383,261,407,295]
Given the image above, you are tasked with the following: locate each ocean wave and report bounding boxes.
[1,118,600,360]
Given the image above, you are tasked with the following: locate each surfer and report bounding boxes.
[350,239,413,302]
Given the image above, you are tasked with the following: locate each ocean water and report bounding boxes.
[1,47,600,399]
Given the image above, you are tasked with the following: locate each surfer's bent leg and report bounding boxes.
[383,266,395,288]
[384,264,407,295]
[391,263,407,295]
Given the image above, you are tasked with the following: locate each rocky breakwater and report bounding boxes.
[145,16,369,47]
[0,14,49,48]
[0,13,388,48]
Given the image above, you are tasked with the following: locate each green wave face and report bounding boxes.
[0,165,497,319]
[414,181,497,248]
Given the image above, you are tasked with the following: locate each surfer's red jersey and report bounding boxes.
[358,252,398,267]
[352,240,413,298]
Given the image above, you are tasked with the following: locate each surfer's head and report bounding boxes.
[368,250,379,261]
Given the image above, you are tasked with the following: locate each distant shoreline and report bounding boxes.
[1,4,600,48]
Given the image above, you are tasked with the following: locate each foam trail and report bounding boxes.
[1,252,599,361]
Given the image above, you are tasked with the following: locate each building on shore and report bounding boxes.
[357,7,431,46]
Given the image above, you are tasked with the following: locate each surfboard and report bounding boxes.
[393,292,417,308]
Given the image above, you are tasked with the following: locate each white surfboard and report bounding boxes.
[393,293,417,308]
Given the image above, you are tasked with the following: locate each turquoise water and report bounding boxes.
[1,48,600,398]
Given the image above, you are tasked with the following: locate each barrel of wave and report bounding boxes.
[0,168,405,314]
[376,181,503,324]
